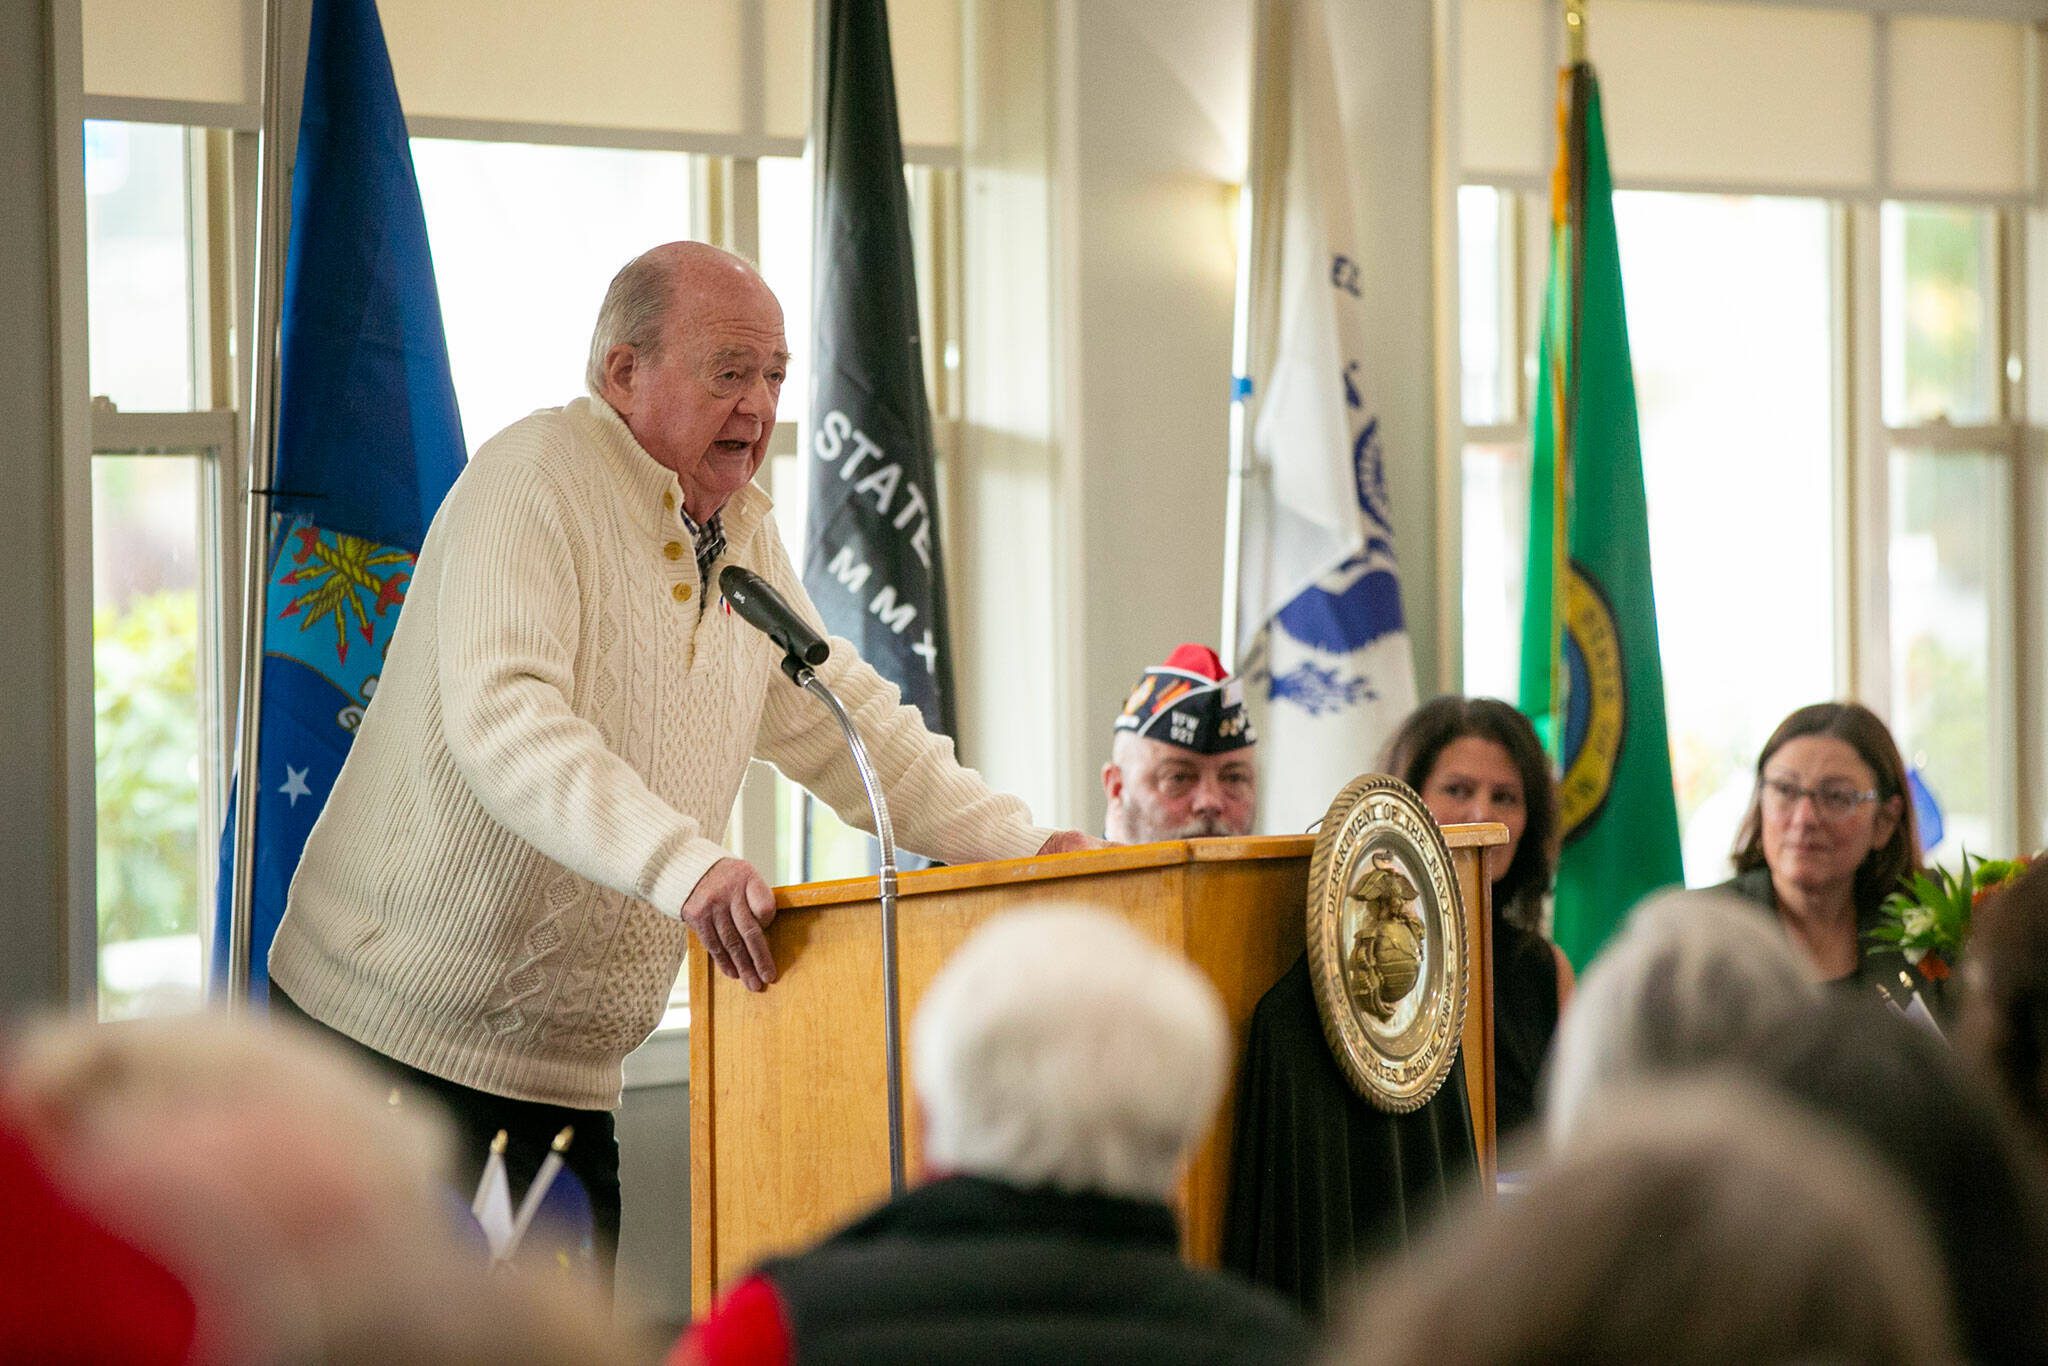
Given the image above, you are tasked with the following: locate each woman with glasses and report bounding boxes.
[1718,702,1924,997]
[1383,696,1571,1140]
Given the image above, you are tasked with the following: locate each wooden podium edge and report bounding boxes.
[768,826,1507,913]
[688,935,715,1313]
[771,834,1318,911]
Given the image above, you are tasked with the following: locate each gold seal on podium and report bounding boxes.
[1306,774,1468,1113]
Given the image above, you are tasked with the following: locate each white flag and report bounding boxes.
[471,1131,514,1259]
[1235,0,1417,835]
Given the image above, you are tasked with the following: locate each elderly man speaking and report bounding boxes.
[266,242,1095,1279]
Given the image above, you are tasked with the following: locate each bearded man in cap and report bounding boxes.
[1102,644,1258,843]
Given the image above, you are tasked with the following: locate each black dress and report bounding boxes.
[1221,954,1478,1320]
[1490,906,1562,1142]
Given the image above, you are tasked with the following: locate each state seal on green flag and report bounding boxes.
[1516,62,1683,969]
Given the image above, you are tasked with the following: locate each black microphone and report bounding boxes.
[719,566,830,667]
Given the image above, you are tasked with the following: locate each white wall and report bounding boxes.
[1024,0,1443,834]
[1055,0,1253,832]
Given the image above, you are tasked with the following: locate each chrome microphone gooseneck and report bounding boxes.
[786,659,906,1196]
[721,565,907,1194]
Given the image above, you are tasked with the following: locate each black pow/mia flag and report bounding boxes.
[803,0,955,738]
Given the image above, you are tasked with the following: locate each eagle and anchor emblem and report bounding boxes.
[1307,775,1467,1113]
[1346,851,1425,1024]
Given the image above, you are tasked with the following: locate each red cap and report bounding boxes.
[1162,642,1228,682]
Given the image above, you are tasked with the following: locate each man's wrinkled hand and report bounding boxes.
[1036,830,1109,856]
[681,857,779,992]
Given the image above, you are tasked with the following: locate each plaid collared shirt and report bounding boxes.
[679,506,726,614]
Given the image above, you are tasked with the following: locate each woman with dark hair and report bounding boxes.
[1382,696,1571,1139]
[1718,702,1922,995]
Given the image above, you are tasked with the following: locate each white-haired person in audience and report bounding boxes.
[1326,1079,1959,1365]
[4,1014,637,1365]
[1542,888,1820,1150]
[675,908,1313,1366]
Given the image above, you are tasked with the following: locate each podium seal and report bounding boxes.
[1306,774,1468,1113]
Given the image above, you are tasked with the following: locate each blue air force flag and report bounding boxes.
[212,0,465,1002]
[1233,0,1417,835]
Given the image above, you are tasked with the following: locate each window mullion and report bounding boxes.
[1849,200,1891,715]
[2004,205,2039,853]
[1829,200,1855,698]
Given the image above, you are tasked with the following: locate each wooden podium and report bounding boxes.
[688,825,1507,1312]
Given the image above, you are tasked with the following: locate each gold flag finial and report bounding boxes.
[490,1129,508,1156]
[551,1126,575,1154]
[1565,0,1588,66]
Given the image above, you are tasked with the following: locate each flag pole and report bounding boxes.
[1223,0,1287,674]
[1541,4,1591,763]
[1221,0,1271,672]
[225,0,297,1009]
[1219,185,1252,673]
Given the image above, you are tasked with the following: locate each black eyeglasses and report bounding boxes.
[1760,777,1880,819]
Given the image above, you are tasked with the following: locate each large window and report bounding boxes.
[411,139,699,445]
[1452,0,2045,883]
[1881,204,2017,861]
[85,121,200,412]
[1620,192,1838,883]
[84,122,232,1019]
[91,454,212,1019]
[1459,187,2031,882]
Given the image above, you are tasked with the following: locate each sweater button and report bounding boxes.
[662,491,676,511]
[673,582,693,603]
[663,540,684,561]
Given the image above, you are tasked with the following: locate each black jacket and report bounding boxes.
[758,1174,1314,1365]
[1714,864,1946,1013]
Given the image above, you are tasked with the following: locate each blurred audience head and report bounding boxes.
[1328,1079,1957,1366]
[1544,889,1818,1149]
[5,1013,635,1365]
[1749,995,2048,1361]
[1731,701,1918,917]
[1961,857,2048,1157]
[912,907,1229,1201]
[1380,695,1555,925]
[1104,644,1257,843]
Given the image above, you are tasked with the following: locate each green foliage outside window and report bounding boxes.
[1898,206,1994,425]
[94,588,202,952]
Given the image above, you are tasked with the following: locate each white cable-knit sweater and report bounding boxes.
[268,397,1049,1110]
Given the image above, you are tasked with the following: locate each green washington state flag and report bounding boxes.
[1516,64,1682,969]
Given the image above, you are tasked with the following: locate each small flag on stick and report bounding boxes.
[471,1130,514,1260]
[502,1126,576,1264]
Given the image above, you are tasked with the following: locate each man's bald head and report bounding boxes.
[585,242,770,396]
[591,240,788,520]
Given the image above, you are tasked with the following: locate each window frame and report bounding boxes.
[87,402,238,1014]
